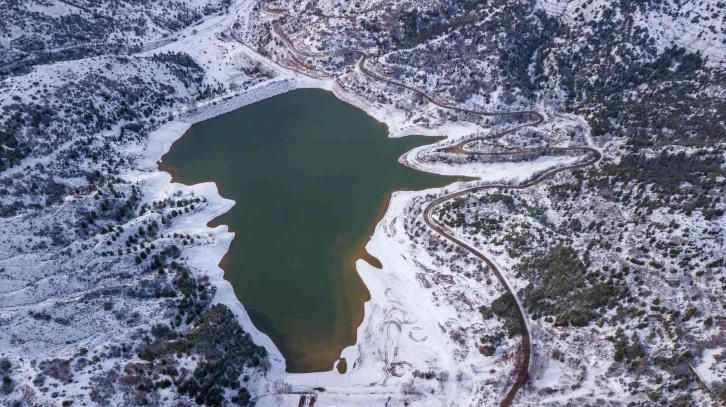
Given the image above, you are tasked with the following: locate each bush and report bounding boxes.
[478,305,494,319]
[491,293,522,338]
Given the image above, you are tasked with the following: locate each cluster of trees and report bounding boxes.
[133,299,265,406]
[0,104,32,171]
[2,54,199,183]
[391,2,485,49]
[611,328,645,366]
[156,0,232,31]
[587,150,725,218]
[0,359,13,395]
[80,182,140,236]
[173,265,213,327]
[98,254,267,406]
[437,193,515,231]
[176,305,266,406]
[517,245,628,327]
[151,51,205,88]
[600,150,724,195]
[361,0,723,152]
[487,293,523,338]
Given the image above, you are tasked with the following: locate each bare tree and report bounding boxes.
[401,378,415,395]
[273,380,292,394]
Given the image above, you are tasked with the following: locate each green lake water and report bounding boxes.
[160,89,461,372]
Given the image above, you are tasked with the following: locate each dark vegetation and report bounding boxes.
[151,51,205,87]
[0,359,13,395]
[568,149,726,219]
[39,359,74,385]
[376,1,724,400]
[135,303,266,406]
[437,193,513,231]
[359,0,724,149]
[391,0,494,49]
[599,150,724,195]
[122,218,266,406]
[176,305,266,406]
[490,293,522,338]
[0,51,210,218]
[33,252,268,406]
[0,126,26,171]
[3,161,265,405]
[517,245,628,327]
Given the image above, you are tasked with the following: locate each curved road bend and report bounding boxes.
[422,145,600,406]
[271,24,542,124]
[268,20,602,406]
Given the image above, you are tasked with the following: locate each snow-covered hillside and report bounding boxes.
[0,0,724,406]
[538,0,726,64]
[1,0,232,74]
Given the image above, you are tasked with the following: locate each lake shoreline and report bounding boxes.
[138,76,311,378]
[134,14,526,400]
[141,65,468,363]
[156,88,465,372]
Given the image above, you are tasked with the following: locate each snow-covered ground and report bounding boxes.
[537,0,726,65]
[116,6,547,403]
[135,24,619,405]
[1,0,723,406]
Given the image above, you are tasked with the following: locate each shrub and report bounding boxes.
[491,293,522,337]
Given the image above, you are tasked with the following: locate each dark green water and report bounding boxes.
[160,89,461,372]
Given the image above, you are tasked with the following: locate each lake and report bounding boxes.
[160,89,460,372]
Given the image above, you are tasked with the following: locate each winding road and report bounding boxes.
[422,145,600,406]
[267,16,601,406]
